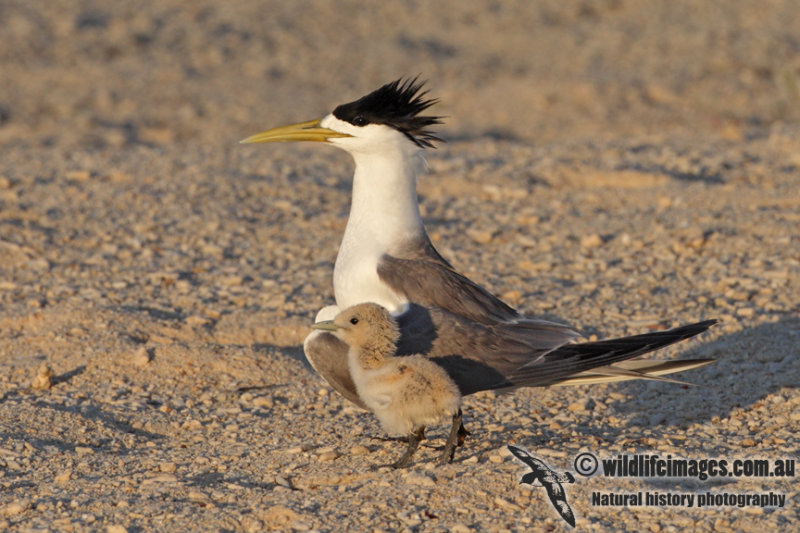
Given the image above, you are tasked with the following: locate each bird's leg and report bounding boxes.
[438,409,463,466]
[457,417,470,447]
[391,426,425,469]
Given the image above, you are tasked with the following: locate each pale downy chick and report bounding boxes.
[313,302,463,467]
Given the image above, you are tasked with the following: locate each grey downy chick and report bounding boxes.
[313,303,462,468]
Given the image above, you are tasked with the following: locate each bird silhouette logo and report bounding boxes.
[508,445,576,527]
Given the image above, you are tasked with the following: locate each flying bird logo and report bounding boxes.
[508,445,576,527]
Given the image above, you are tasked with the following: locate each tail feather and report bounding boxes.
[550,358,715,386]
[507,319,716,387]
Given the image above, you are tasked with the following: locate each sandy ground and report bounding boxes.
[1,1,799,531]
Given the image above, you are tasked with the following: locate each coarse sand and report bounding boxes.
[1,1,798,531]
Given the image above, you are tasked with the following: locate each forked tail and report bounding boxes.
[507,319,717,387]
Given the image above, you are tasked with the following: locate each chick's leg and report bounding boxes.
[438,409,463,466]
[392,426,426,468]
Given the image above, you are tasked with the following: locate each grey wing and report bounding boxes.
[381,233,578,326]
[378,235,521,324]
[304,330,366,409]
[395,304,579,394]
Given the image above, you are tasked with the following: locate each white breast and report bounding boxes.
[325,117,426,314]
[333,231,406,312]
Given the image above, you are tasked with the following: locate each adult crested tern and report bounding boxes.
[242,78,716,427]
[314,303,463,468]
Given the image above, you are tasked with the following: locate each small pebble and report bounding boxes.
[567,400,588,412]
[252,396,274,408]
[132,346,151,367]
[404,473,435,486]
[274,476,293,489]
[31,363,53,390]
[2,501,29,517]
[317,450,340,462]
[468,230,494,244]
[188,490,209,502]
[350,445,370,456]
[580,233,602,248]
[66,170,91,182]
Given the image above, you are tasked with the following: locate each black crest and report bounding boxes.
[333,77,443,148]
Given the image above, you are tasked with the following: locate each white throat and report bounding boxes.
[332,146,426,312]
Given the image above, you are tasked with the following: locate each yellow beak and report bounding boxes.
[311,320,339,331]
[240,118,351,144]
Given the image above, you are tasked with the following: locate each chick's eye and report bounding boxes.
[353,116,367,126]
[349,317,359,325]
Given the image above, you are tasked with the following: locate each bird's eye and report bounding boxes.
[352,116,367,127]
[349,317,359,325]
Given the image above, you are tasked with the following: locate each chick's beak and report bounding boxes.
[240,119,351,144]
[311,320,339,332]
